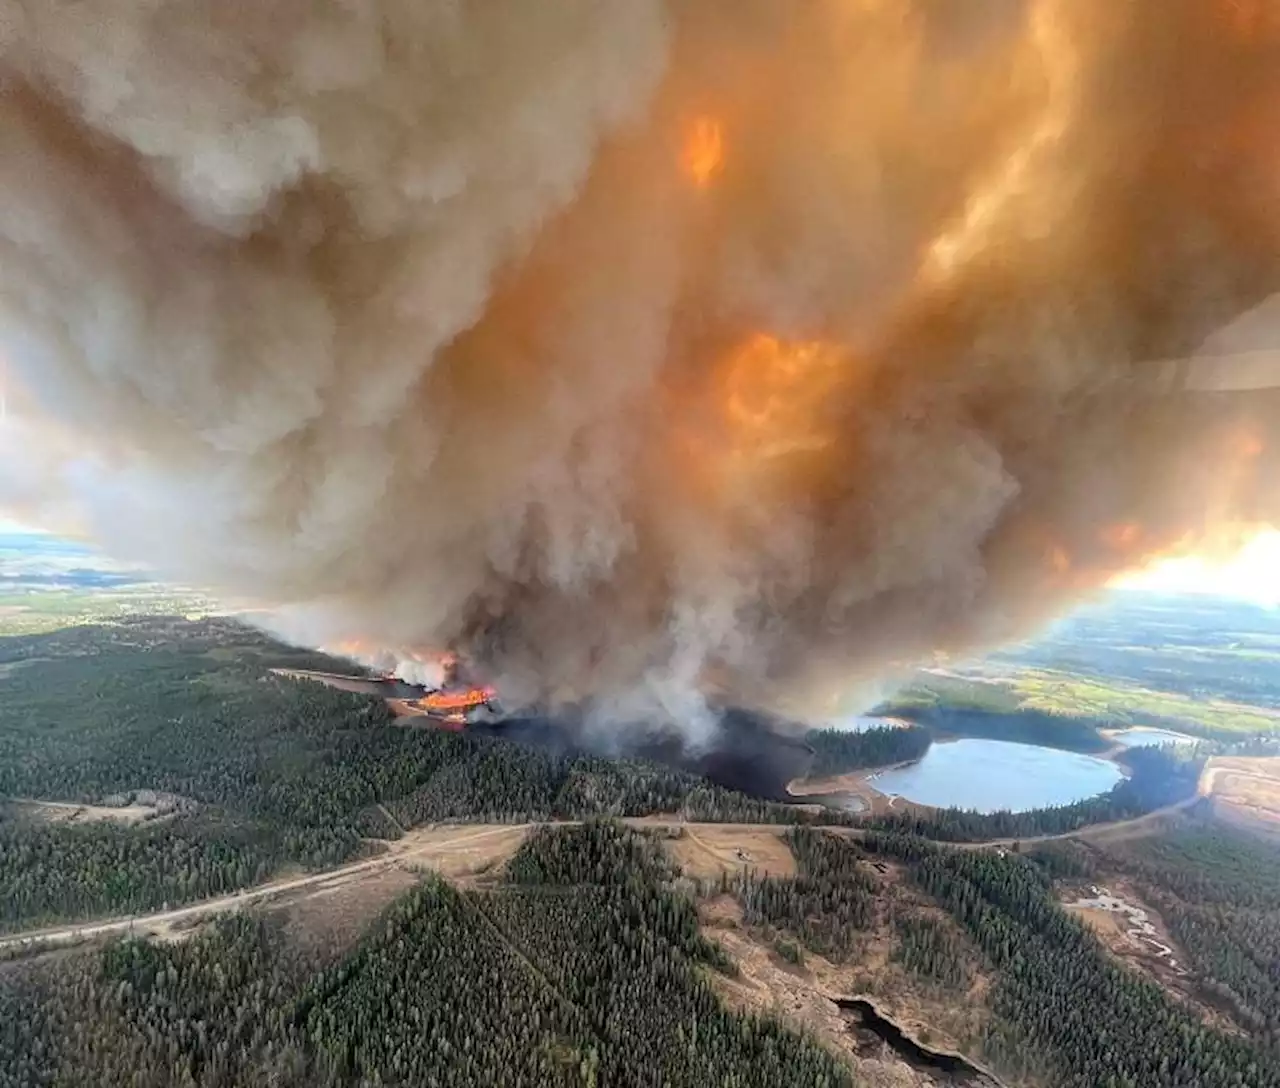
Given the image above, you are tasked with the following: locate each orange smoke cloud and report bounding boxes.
[680,115,725,188]
[2,0,1280,726]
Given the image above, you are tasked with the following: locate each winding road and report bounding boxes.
[0,800,1209,955]
[0,823,531,953]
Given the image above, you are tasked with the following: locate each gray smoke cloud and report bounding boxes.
[1,0,1279,726]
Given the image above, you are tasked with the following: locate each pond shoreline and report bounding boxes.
[836,995,1005,1087]
[791,735,1131,815]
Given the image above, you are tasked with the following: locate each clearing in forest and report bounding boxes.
[699,893,995,1088]
[393,822,533,882]
[666,825,798,879]
[7,798,164,827]
[1201,756,1280,834]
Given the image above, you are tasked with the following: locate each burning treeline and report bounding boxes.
[1,1,1279,725]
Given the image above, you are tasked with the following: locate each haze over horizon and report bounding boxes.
[2,2,1280,727]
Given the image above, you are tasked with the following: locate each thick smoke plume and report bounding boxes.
[2,0,1280,726]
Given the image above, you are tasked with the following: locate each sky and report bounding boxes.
[3,512,1279,606]
[1109,529,1280,607]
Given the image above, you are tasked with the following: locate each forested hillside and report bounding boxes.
[0,617,846,931]
[1098,823,1280,1056]
[5,799,1279,1087]
[0,822,852,1088]
[861,832,1280,1088]
[710,821,1280,1088]
[804,724,932,777]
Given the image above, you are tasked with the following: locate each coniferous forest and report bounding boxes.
[803,725,933,777]
[0,822,853,1088]
[3,616,1280,1088]
[0,618,842,933]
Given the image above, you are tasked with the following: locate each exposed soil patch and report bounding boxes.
[837,997,1002,1087]
[394,823,533,884]
[1065,883,1183,973]
[1201,756,1280,837]
[830,877,993,1060]
[697,852,999,1088]
[276,867,421,962]
[788,769,929,816]
[701,903,990,1088]
[8,798,168,826]
[701,899,928,1086]
[1059,876,1237,1033]
[666,825,798,880]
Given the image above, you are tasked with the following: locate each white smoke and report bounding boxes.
[1,0,1279,729]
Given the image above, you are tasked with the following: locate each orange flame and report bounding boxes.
[681,116,725,188]
[419,687,495,712]
[719,333,848,450]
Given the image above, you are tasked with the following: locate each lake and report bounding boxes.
[868,738,1124,813]
[1110,726,1198,748]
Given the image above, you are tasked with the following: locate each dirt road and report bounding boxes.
[0,823,532,954]
[0,802,1213,954]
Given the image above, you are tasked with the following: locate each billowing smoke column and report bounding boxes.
[2,0,1280,727]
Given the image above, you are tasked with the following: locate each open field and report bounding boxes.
[5,798,165,826]
[0,822,535,953]
[1011,671,1279,734]
[1200,755,1280,835]
[666,824,798,879]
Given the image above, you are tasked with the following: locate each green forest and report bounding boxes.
[5,805,1280,1086]
[6,614,1280,1087]
[0,615,1236,935]
[722,823,1280,1087]
[861,832,1280,1088]
[1098,823,1280,1058]
[0,822,852,1088]
[803,725,932,777]
[731,826,877,961]
[0,618,849,931]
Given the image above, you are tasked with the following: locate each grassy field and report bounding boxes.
[1010,670,1278,734]
[0,586,215,635]
[885,592,1280,741]
[0,530,213,634]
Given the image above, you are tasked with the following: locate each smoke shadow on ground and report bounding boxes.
[477,706,816,801]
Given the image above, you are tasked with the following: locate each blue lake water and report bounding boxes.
[1110,727,1198,748]
[869,738,1124,813]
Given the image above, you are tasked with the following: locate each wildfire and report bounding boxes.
[328,637,374,659]
[1219,0,1280,38]
[680,115,725,188]
[717,332,850,461]
[1234,430,1265,459]
[1100,521,1142,551]
[418,686,496,712]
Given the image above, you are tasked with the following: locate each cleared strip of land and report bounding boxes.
[4,793,1247,954]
